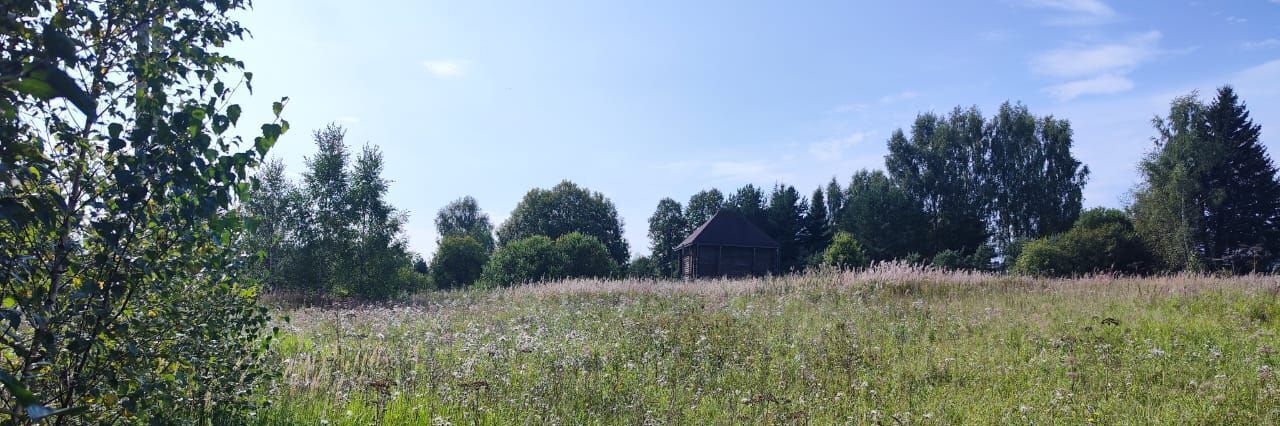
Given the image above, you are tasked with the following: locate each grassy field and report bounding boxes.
[257,265,1280,424]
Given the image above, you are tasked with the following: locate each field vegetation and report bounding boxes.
[259,266,1280,424]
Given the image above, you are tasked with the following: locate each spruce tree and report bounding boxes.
[803,187,832,262]
[1202,86,1280,270]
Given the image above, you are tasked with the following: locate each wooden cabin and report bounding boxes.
[675,210,780,279]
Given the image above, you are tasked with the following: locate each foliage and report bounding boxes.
[822,232,869,269]
[982,102,1089,249]
[435,196,495,253]
[0,0,282,422]
[725,184,769,232]
[766,184,807,271]
[886,108,990,255]
[1130,87,1280,273]
[496,181,630,265]
[481,236,568,287]
[429,236,490,290]
[1013,208,1152,276]
[930,244,994,271]
[262,271,1280,424]
[646,198,687,278]
[1201,87,1279,272]
[836,170,929,261]
[802,187,832,259]
[626,256,659,278]
[250,127,418,299]
[555,232,620,279]
[481,232,620,287]
[824,177,844,224]
[684,189,724,232]
[883,104,1089,258]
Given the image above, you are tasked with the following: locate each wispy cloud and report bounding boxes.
[1243,39,1280,50]
[1045,74,1134,100]
[1033,31,1171,100]
[832,102,869,113]
[1024,0,1116,25]
[421,59,468,77]
[879,91,920,104]
[1025,0,1115,16]
[1226,16,1247,24]
[979,29,1013,42]
[809,132,871,161]
[1032,31,1161,78]
[338,115,360,124]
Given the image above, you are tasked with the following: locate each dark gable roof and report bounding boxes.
[674,209,779,250]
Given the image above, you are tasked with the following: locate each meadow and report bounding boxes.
[258,265,1280,424]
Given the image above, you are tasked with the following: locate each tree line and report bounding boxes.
[249,89,1280,296]
[639,94,1279,277]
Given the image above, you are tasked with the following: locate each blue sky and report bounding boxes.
[225,0,1280,259]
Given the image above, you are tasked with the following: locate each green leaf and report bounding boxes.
[1,297,14,308]
[13,78,56,100]
[271,99,284,118]
[227,104,241,125]
[23,62,96,118]
[42,25,79,66]
[108,123,123,139]
[0,370,38,405]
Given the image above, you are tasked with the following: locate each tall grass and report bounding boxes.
[257,264,1280,424]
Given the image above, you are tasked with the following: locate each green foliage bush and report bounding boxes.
[555,232,620,279]
[481,233,619,286]
[481,236,567,286]
[627,256,659,278]
[0,0,279,422]
[497,181,630,265]
[930,244,995,271]
[822,232,869,269]
[430,236,490,289]
[1014,208,1152,276]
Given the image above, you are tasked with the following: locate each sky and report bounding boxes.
[224,0,1280,259]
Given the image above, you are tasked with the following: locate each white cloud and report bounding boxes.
[1226,16,1247,24]
[809,132,871,161]
[1025,0,1115,16]
[421,59,467,77]
[1032,31,1161,78]
[1234,58,1280,97]
[879,91,920,104]
[979,29,1013,42]
[338,115,360,124]
[1031,31,1181,100]
[832,102,869,113]
[1045,74,1135,101]
[1243,39,1280,49]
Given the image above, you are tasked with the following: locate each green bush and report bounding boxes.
[555,232,620,279]
[481,236,568,286]
[481,233,621,286]
[430,236,490,289]
[931,244,995,271]
[1013,208,1152,276]
[822,232,870,269]
[627,256,659,278]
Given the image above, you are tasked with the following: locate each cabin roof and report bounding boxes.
[674,209,780,250]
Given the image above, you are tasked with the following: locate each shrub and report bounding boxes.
[627,256,659,278]
[430,236,490,289]
[1013,208,1152,276]
[481,236,568,286]
[932,244,996,271]
[555,232,619,279]
[823,232,870,269]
